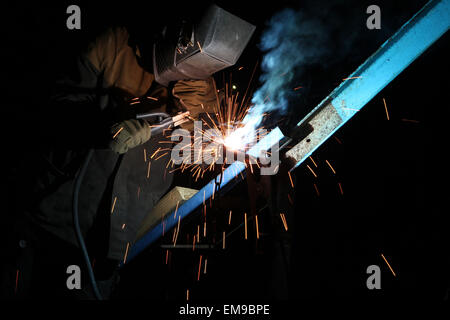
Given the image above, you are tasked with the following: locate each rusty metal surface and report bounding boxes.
[285,101,343,167]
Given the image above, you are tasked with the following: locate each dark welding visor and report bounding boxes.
[153,4,255,86]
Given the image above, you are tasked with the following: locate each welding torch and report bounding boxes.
[135,111,191,135]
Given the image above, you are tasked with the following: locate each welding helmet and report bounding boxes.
[152,4,256,86]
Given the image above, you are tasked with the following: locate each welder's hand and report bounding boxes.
[108,119,151,154]
[172,77,219,118]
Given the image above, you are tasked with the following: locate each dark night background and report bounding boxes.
[1,0,449,310]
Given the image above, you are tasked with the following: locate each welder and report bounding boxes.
[1,4,254,299]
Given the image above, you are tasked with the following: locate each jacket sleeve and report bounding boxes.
[38,33,116,150]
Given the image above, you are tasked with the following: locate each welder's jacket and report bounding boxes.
[30,27,174,260]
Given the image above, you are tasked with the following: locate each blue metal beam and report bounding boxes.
[286,0,450,168]
[125,0,449,263]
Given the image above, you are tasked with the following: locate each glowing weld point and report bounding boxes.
[223,134,245,151]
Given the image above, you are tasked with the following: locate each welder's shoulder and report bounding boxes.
[83,26,154,97]
[84,26,131,72]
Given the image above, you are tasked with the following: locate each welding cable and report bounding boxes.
[73,148,103,300]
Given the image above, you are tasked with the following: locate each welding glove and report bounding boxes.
[172,77,220,131]
[108,119,151,154]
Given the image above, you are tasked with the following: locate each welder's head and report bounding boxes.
[149,4,255,86]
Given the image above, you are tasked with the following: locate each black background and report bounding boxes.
[1,0,449,308]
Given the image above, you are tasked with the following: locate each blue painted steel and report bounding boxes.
[125,0,449,263]
[289,0,450,169]
[332,0,450,122]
